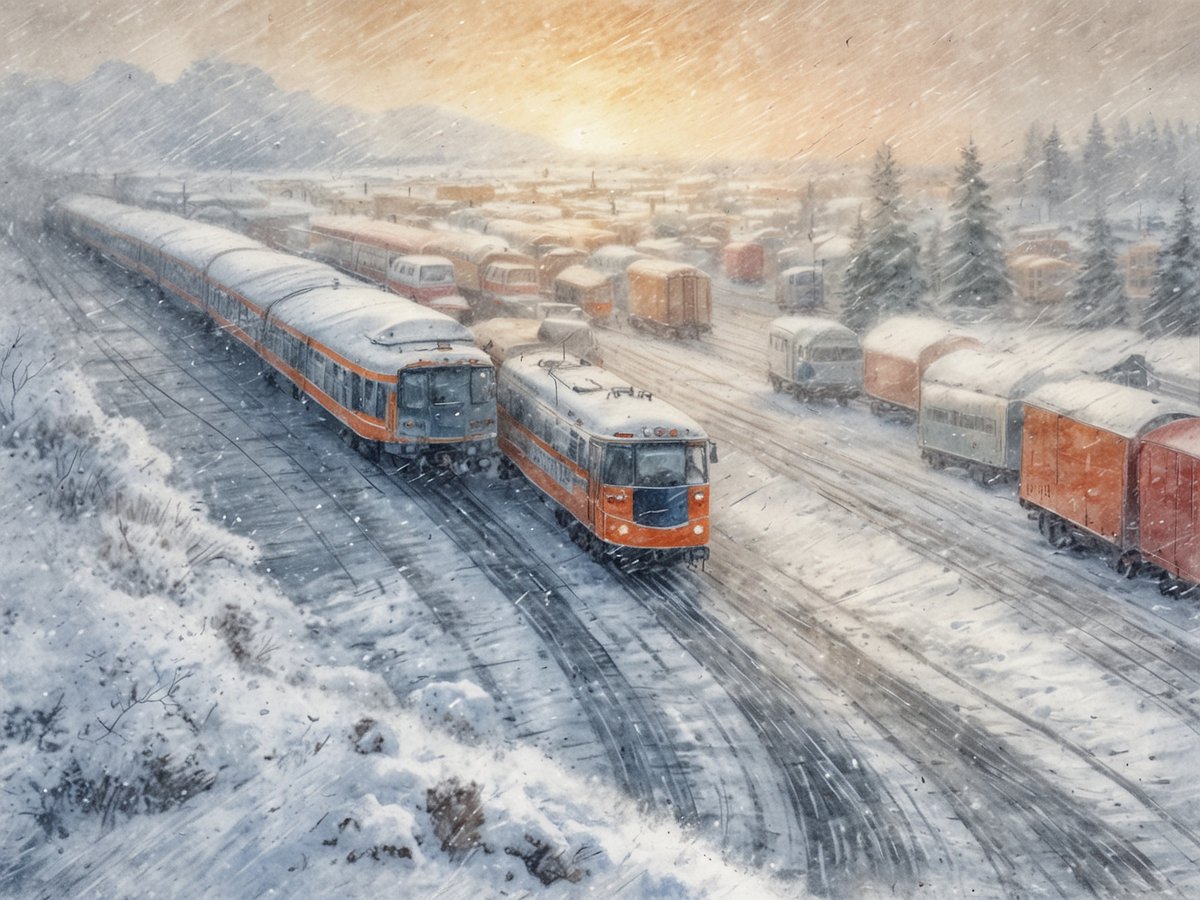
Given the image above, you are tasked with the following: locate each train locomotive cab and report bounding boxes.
[496,354,711,566]
[767,315,861,403]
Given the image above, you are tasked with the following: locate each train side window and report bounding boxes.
[376,383,389,420]
[363,379,376,417]
[350,373,363,411]
[401,371,428,408]
[603,444,634,485]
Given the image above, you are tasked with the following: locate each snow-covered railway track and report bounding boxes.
[600,331,1200,893]
[17,229,953,882]
[18,234,711,823]
[603,333,1200,725]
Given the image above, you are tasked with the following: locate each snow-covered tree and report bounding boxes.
[837,145,926,332]
[1041,125,1073,217]
[1014,122,1044,201]
[1080,115,1113,208]
[1067,208,1129,328]
[942,140,1012,318]
[924,219,944,305]
[838,207,872,331]
[1144,189,1200,336]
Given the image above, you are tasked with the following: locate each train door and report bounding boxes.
[588,441,604,533]
[682,274,698,325]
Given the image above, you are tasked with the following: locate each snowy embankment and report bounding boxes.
[0,246,781,897]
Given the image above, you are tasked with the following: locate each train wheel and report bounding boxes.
[1113,551,1141,579]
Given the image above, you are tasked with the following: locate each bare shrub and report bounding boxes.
[26,751,216,838]
[29,416,114,517]
[86,668,195,742]
[505,835,587,886]
[2,692,66,751]
[426,777,485,854]
[0,329,51,434]
[213,604,276,670]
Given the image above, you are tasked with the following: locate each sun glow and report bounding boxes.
[559,117,626,156]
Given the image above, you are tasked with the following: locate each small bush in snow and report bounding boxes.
[505,834,587,886]
[426,777,485,855]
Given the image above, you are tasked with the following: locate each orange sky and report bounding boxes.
[6,0,1200,163]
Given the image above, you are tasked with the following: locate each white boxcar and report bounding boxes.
[767,316,862,403]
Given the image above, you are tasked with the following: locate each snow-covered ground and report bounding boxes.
[0,239,786,897]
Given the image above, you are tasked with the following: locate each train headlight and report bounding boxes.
[618,524,630,536]
[694,491,704,502]
[693,525,704,535]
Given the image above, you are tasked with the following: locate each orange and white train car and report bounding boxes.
[51,195,497,469]
[496,351,713,565]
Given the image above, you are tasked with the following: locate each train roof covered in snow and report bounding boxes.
[769,315,858,346]
[923,348,1075,399]
[862,316,974,357]
[1023,378,1200,439]
[501,351,707,441]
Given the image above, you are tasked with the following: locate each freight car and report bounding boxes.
[1139,418,1200,595]
[496,351,713,565]
[918,349,1073,484]
[625,258,712,339]
[472,316,602,368]
[766,316,861,403]
[52,194,496,469]
[862,317,982,420]
[1019,379,1199,582]
[721,241,765,283]
[553,265,614,322]
[587,245,651,314]
[775,266,825,312]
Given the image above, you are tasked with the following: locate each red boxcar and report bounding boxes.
[1139,417,1200,592]
[861,317,981,419]
[1019,379,1197,568]
[721,241,765,283]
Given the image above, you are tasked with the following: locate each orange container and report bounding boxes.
[1139,418,1200,584]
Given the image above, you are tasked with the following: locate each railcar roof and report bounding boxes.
[502,351,706,440]
[272,289,480,368]
[769,315,857,345]
[923,348,1075,397]
[990,326,1148,374]
[1142,416,1200,457]
[862,316,974,356]
[556,265,611,288]
[396,255,452,267]
[309,215,437,249]
[206,249,360,304]
[1024,378,1200,438]
[627,257,704,278]
[589,244,648,263]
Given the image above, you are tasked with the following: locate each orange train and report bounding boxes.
[50,195,497,469]
[496,351,715,566]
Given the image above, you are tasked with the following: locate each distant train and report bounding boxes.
[308,216,539,320]
[50,195,497,469]
[766,316,862,403]
[626,259,712,339]
[764,313,1200,595]
[495,350,714,566]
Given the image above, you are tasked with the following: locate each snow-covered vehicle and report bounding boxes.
[766,316,861,403]
[626,258,712,339]
[51,194,497,469]
[496,351,714,565]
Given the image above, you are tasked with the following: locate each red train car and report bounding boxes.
[721,241,765,283]
[1019,379,1198,573]
[1139,418,1200,594]
[861,317,982,419]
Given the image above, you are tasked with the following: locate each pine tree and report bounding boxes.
[1015,122,1044,201]
[925,219,944,305]
[837,145,926,331]
[838,207,873,332]
[1067,208,1129,328]
[1113,117,1136,201]
[1041,125,1073,218]
[1144,188,1200,336]
[943,140,1012,318]
[1080,115,1113,208]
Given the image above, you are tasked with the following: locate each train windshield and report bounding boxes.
[603,441,707,487]
[401,366,488,407]
[419,264,455,285]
